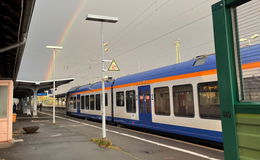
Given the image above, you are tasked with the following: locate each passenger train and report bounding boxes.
[66,44,260,143]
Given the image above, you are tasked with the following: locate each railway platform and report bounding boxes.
[0,112,223,160]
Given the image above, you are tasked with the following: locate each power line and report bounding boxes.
[108,0,158,43]
[185,40,214,52]
[109,0,214,56]
[109,0,171,48]
[154,40,214,61]
[113,13,211,58]
[109,0,212,51]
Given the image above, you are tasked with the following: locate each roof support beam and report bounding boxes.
[0,36,26,53]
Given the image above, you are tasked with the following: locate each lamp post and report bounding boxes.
[46,45,63,124]
[86,14,118,138]
[175,41,181,64]
[240,34,259,46]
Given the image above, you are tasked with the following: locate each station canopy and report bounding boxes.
[14,78,75,98]
[0,0,36,80]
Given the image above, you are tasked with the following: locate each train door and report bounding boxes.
[77,95,80,113]
[138,85,152,125]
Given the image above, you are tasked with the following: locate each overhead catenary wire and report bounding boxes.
[109,0,213,52]
[108,0,159,44]
[109,0,258,59]
[109,0,171,47]
[62,0,222,91]
[79,0,217,76]
[184,41,214,54]
[154,40,214,62]
[113,13,212,58]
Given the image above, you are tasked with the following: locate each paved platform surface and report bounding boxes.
[0,113,223,160]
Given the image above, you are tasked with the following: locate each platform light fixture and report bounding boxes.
[46,45,63,124]
[251,34,259,39]
[240,34,259,45]
[86,14,118,139]
[86,14,118,23]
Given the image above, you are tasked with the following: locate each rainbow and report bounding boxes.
[44,0,87,80]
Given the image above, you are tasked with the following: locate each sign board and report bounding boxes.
[37,92,47,96]
[48,90,53,94]
[108,60,120,71]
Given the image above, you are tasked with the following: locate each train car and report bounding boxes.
[66,44,260,143]
[67,81,115,121]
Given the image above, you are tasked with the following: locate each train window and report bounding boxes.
[116,91,124,107]
[154,87,170,116]
[69,97,74,108]
[85,95,89,110]
[96,94,101,110]
[73,97,76,109]
[198,82,220,119]
[173,84,194,117]
[105,93,108,106]
[126,90,136,113]
[242,76,260,101]
[90,95,95,110]
[81,96,85,109]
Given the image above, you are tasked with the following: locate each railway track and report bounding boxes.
[41,106,223,150]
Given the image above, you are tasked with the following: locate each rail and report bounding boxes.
[40,105,66,115]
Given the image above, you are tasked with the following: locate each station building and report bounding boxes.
[0,1,35,142]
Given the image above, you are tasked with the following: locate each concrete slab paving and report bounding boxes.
[0,113,224,160]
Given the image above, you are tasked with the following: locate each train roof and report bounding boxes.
[68,44,260,94]
[113,56,215,87]
[69,81,115,94]
[68,85,82,92]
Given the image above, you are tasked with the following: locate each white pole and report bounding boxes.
[53,49,56,124]
[101,22,106,138]
[33,87,38,116]
[175,41,181,64]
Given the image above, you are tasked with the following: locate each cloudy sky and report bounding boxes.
[18,0,219,93]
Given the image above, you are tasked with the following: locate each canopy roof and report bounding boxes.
[0,0,35,80]
[14,78,75,98]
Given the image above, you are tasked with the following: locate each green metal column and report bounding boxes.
[212,1,239,159]
[212,0,260,159]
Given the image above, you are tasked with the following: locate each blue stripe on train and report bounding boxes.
[113,117,222,143]
[68,111,222,143]
[70,112,112,121]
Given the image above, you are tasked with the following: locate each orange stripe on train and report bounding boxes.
[70,61,260,95]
